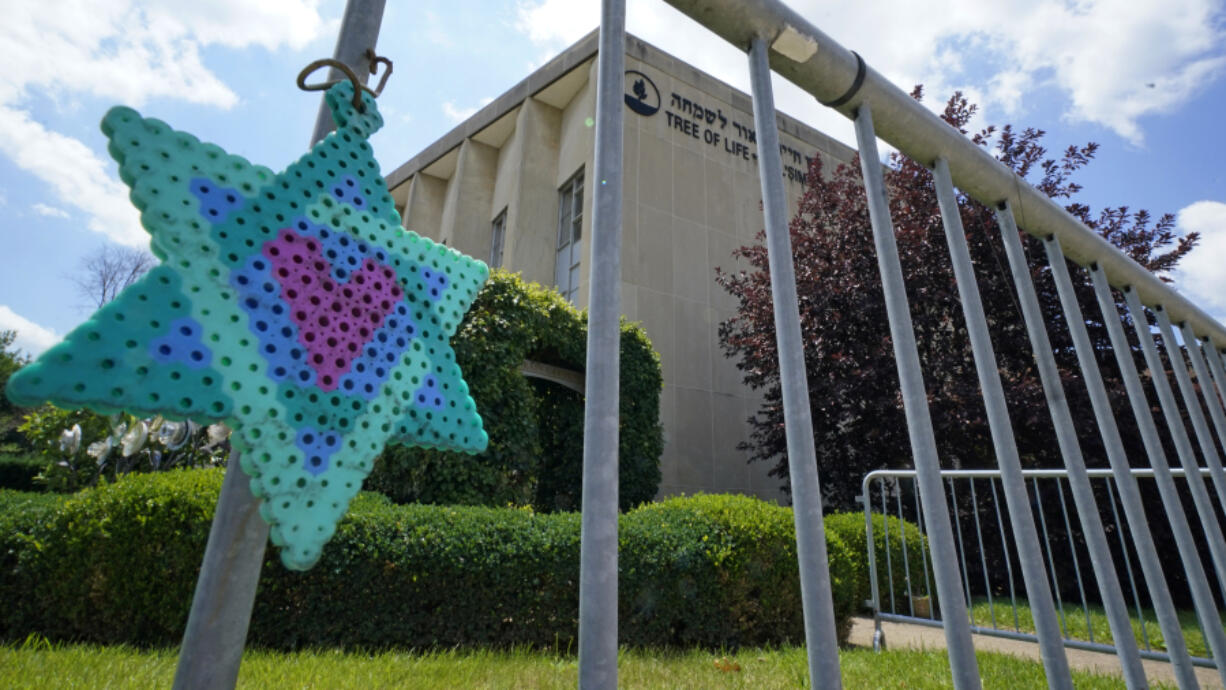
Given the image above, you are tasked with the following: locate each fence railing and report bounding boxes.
[580,1,1226,688]
[862,467,1221,669]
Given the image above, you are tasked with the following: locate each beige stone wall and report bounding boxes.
[392,33,854,503]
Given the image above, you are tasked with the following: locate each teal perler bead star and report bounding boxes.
[7,82,490,570]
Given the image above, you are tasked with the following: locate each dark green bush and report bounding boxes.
[0,471,858,650]
[0,454,46,492]
[824,511,930,616]
[365,270,663,512]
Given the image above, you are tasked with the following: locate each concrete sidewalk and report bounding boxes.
[845,616,1222,688]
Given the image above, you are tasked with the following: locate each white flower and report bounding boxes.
[120,421,148,456]
[87,438,113,463]
[157,421,189,449]
[59,424,82,455]
[206,423,230,445]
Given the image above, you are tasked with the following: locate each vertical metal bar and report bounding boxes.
[864,477,885,649]
[969,479,997,629]
[854,102,981,689]
[1032,478,1070,638]
[1105,480,1152,652]
[578,1,625,687]
[1203,345,1226,412]
[912,478,935,618]
[950,478,975,611]
[173,451,270,690]
[896,482,916,617]
[1054,480,1093,644]
[746,37,842,689]
[990,479,1021,632]
[882,483,897,614]
[309,0,387,144]
[1048,239,1199,686]
[993,204,1146,685]
[1166,318,1226,504]
[1124,289,1226,601]
[1185,325,1226,453]
[1089,261,1225,688]
[931,158,1072,688]
[175,5,386,688]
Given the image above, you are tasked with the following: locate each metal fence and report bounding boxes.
[580,1,1226,688]
[862,468,1221,669]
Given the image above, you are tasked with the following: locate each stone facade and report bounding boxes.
[387,31,854,501]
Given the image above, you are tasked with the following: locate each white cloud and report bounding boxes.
[1173,201,1226,325]
[31,203,70,219]
[515,0,1226,147]
[0,305,61,356]
[0,106,145,247]
[442,97,494,124]
[0,1,327,246]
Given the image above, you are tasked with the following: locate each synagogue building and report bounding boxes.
[387,30,854,501]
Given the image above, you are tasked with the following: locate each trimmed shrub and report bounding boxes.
[0,454,46,492]
[824,511,930,616]
[622,494,862,646]
[365,270,663,512]
[0,470,858,650]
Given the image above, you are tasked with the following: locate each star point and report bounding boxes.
[8,82,490,570]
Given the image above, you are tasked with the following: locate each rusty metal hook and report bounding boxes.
[297,52,393,112]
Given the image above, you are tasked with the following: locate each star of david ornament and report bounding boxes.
[7,81,490,570]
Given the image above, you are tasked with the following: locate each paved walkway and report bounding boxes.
[846,616,1222,688]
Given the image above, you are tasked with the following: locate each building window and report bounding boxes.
[554,169,583,304]
[489,208,507,269]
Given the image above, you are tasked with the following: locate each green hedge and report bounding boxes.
[0,454,46,492]
[366,270,663,512]
[0,470,858,649]
[825,512,930,616]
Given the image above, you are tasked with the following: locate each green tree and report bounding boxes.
[0,331,31,451]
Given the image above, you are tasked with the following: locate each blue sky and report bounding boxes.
[1,0,1224,356]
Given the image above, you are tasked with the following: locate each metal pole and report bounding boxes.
[1162,317,1226,505]
[853,103,980,689]
[1204,345,1226,412]
[912,479,935,618]
[172,452,270,690]
[1089,263,1226,688]
[1184,325,1226,452]
[968,480,996,629]
[1124,289,1226,600]
[1047,239,1198,686]
[310,0,386,144]
[1031,478,1069,639]
[931,158,1072,689]
[989,479,1021,632]
[950,478,975,611]
[174,4,385,688]
[1104,481,1152,652]
[992,204,1147,686]
[578,1,625,687]
[883,483,897,613]
[746,37,842,690]
[863,477,885,649]
[1054,482,1092,644]
[897,484,916,617]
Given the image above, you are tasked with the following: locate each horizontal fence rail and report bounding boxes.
[862,468,1223,671]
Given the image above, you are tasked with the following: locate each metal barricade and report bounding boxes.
[580,1,1226,687]
[862,467,1221,670]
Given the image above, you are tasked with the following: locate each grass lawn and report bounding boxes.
[965,596,1219,659]
[1,639,1163,689]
